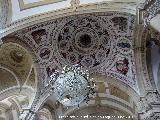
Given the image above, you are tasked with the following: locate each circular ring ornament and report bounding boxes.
[72,27,100,55]
[39,47,51,60]
[55,16,115,71]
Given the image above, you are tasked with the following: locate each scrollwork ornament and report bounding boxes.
[140,0,160,26]
[142,112,160,120]
[146,91,160,104]
[13,12,137,95]
[138,97,151,113]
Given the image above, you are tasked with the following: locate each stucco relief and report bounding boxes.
[13,12,138,92]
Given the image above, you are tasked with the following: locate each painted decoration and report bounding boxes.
[14,12,137,91]
[31,29,47,44]
[39,48,51,60]
[116,58,129,75]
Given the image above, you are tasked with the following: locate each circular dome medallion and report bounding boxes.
[72,27,100,55]
[56,16,115,70]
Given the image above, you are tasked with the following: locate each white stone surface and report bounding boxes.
[150,14,160,33]
[11,0,71,21]
[23,0,43,4]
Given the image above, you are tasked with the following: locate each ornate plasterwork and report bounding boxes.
[12,12,138,92]
[0,0,139,38]
[0,42,37,118]
[137,27,160,91]
[133,25,160,119]
[140,111,160,120]
[138,0,160,26]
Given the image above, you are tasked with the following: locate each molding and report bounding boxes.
[63,104,137,119]
[0,65,20,86]
[18,0,66,11]
[0,0,12,29]
[0,2,137,39]
[0,86,35,101]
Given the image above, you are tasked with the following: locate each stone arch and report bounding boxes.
[0,40,38,119]
[135,27,154,92]
[63,105,136,120]
[0,67,19,92]
[1,36,41,90]
[36,98,58,120]
[141,27,160,93]
[0,42,34,87]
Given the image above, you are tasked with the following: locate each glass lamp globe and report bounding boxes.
[53,71,90,106]
[50,65,94,107]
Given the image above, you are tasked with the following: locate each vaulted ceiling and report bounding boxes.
[11,12,139,92]
[1,0,158,119]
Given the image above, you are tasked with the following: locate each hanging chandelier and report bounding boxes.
[50,64,95,107]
